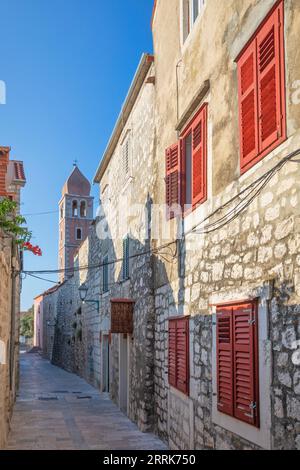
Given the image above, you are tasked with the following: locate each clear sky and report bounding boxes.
[0,0,154,310]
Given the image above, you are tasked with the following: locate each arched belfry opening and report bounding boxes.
[58,166,94,282]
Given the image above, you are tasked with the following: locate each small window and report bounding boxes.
[168,317,189,395]
[76,228,82,240]
[80,201,86,218]
[182,0,205,43]
[122,138,130,182]
[60,204,64,219]
[72,200,78,217]
[103,255,109,293]
[122,237,130,280]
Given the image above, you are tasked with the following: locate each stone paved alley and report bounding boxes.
[5,351,167,450]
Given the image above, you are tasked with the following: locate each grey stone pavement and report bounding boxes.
[6,351,167,450]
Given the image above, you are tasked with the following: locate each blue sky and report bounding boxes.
[0,0,154,310]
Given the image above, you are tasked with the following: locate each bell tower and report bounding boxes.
[58,165,93,282]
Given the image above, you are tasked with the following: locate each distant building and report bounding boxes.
[58,165,93,282]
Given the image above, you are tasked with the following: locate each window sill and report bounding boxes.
[240,135,287,175]
[169,384,189,400]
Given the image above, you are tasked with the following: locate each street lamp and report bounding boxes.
[78,284,88,302]
[78,284,100,312]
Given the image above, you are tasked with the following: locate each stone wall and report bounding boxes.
[51,278,80,373]
[153,158,300,449]
[0,232,21,449]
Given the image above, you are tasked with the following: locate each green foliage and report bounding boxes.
[20,307,34,338]
[0,198,31,244]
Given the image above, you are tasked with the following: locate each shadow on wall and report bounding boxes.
[50,193,187,432]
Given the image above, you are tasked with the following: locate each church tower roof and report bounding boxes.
[62,165,91,197]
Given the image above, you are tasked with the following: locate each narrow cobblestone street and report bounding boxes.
[6,352,167,450]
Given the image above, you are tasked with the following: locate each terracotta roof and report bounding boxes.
[62,166,91,197]
[34,283,62,300]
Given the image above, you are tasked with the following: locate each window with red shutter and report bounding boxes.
[217,307,234,416]
[164,103,208,220]
[168,319,177,387]
[192,104,207,207]
[237,40,259,169]
[257,3,284,154]
[165,143,180,220]
[168,317,189,395]
[237,0,286,173]
[216,301,259,427]
[181,103,208,211]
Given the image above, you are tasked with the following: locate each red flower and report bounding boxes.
[22,242,43,256]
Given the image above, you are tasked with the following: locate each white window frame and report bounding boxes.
[209,283,273,449]
[181,0,206,46]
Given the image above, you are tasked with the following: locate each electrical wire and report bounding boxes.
[26,273,59,284]
[186,148,300,235]
[21,239,177,275]
[22,210,59,217]
[20,147,300,276]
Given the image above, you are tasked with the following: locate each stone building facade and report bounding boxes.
[0,147,26,448]
[150,0,300,450]
[40,0,300,450]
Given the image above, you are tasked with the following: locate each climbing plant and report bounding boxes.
[0,197,32,244]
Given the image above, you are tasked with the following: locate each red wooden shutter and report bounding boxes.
[165,143,180,219]
[238,40,259,170]
[168,319,177,387]
[216,307,234,416]
[257,2,284,154]
[192,104,207,207]
[176,317,189,395]
[233,302,259,427]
